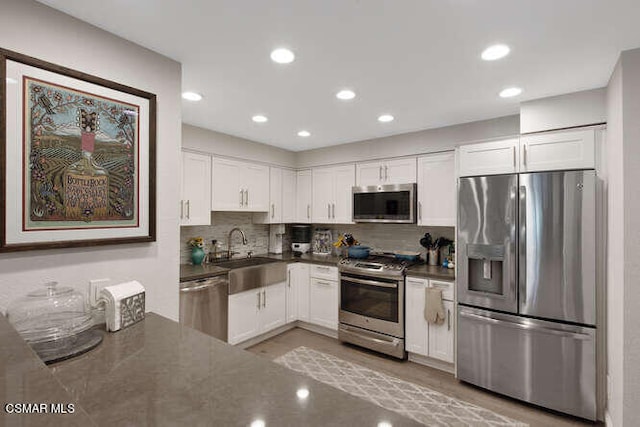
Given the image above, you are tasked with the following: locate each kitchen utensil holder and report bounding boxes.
[428,249,439,266]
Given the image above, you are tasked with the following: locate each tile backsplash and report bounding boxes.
[313,223,455,257]
[181,212,454,264]
[180,212,270,264]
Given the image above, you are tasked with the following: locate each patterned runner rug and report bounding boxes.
[274,346,528,427]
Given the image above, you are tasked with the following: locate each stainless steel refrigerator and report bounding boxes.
[456,170,596,420]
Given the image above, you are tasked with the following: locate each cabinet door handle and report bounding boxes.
[379,166,383,180]
[522,144,528,166]
[315,280,333,286]
[307,204,310,219]
[332,203,335,219]
[328,203,331,219]
[418,201,422,221]
[257,291,261,309]
[447,309,451,331]
[385,165,388,180]
[271,203,275,218]
[263,290,266,308]
[180,200,184,219]
[239,189,244,207]
[513,146,517,168]
[186,200,190,219]
[288,270,292,287]
[245,189,249,206]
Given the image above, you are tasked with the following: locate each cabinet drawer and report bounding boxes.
[310,265,338,281]
[429,280,454,301]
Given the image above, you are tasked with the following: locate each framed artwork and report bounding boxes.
[0,48,156,251]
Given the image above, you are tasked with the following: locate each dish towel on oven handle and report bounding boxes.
[424,287,445,325]
[100,280,145,332]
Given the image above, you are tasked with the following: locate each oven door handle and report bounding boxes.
[341,276,398,289]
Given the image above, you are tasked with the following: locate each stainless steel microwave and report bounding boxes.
[352,183,417,223]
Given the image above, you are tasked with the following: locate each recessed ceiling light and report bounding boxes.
[270,48,295,64]
[296,388,310,399]
[481,44,511,61]
[252,114,268,123]
[297,130,311,137]
[499,87,523,98]
[377,422,393,427]
[6,77,17,84]
[378,114,394,123]
[250,420,265,427]
[182,92,202,101]
[336,89,356,100]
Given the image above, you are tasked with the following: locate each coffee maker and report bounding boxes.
[291,224,311,254]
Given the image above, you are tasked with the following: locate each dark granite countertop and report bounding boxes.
[179,263,230,282]
[0,314,96,426]
[406,264,456,281]
[0,313,419,426]
[259,251,343,266]
[181,253,454,281]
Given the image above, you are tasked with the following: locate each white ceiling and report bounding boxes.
[38,0,640,151]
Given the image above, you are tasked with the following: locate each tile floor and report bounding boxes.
[247,328,600,427]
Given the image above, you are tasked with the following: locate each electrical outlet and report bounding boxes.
[88,278,110,307]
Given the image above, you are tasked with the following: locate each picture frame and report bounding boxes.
[0,48,156,252]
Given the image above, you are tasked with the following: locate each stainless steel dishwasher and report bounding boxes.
[179,274,228,342]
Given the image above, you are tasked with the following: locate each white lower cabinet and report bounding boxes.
[404,276,455,364]
[428,300,454,363]
[287,263,310,323]
[309,277,339,330]
[228,282,286,345]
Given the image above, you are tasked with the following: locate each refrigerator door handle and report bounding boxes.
[459,311,592,340]
[519,185,527,305]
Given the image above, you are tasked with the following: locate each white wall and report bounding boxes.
[606,58,624,427]
[183,124,296,168]
[520,88,607,134]
[620,48,640,426]
[0,0,182,320]
[606,47,640,426]
[295,115,519,168]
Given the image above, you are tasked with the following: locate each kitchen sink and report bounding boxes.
[212,257,286,295]
[212,257,279,270]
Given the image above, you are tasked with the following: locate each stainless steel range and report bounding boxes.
[338,254,419,359]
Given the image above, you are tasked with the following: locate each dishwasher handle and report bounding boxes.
[180,276,228,293]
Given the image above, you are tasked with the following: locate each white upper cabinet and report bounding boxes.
[417,152,455,227]
[282,169,297,223]
[457,129,597,178]
[457,138,520,177]
[212,157,269,212]
[312,164,355,224]
[295,170,312,223]
[520,128,595,172]
[254,167,296,224]
[180,151,211,226]
[356,158,416,186]
[269,167,283,222]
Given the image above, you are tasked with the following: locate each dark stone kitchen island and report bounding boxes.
[2,313,420,426]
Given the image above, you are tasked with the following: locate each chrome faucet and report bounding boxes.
[227,227,248,259]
